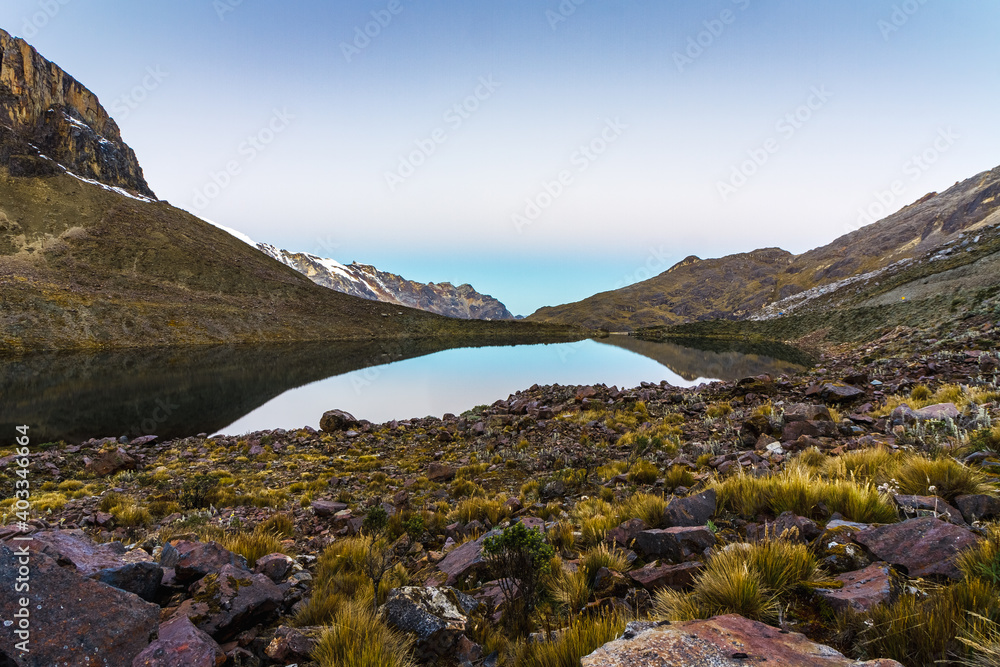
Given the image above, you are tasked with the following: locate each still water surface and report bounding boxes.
[0,336,809,443]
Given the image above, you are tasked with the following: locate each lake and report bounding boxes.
[0,336,810,443]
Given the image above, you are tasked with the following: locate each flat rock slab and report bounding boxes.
[435,530,500,586]
[580,615,903,667]
[854,516,979,580]
[9,529,163,601]
[0,546,159,667]
[816,562,900,613]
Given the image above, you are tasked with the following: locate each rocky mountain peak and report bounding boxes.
[0,28,154,198]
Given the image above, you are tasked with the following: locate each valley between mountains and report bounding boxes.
[2,23,1000,667]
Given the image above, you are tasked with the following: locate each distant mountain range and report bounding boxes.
[255,244,516,320]
[528,166,1000,331]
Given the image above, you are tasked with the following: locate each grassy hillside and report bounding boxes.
[0,169,583,351]
[529,165,1000,331]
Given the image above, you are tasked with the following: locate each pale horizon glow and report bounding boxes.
[2,1,999,315]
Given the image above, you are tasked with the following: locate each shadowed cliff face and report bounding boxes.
[0,28,154,197]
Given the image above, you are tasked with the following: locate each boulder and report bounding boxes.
[633,527,715,562]
[0,546,159,667]
[254,553,295,583]
[172,540,248,584]
[913,403,960,421]
[580,615,903,666]
[311,499,348,517]
[264,625,322,664]
[818,383,866,402]
[607,518,649,549]
[782,420,838,442]
[892,494,965,525]
[854,517,979,580]
[175,564,283,641]
[592,567,631,598]
[627,561,703,591]
[435,530,499,586]
[320,409,360,432]
[815,562,901,613]
[663,489,716,528]
[784,404,833,423]
[382,586,479,659]
[954,493,1000,523]
[131,615,226,667]
[427,462,457,482]
[84,447,138,476]
[746,512,821,543]
[14,529,162,601]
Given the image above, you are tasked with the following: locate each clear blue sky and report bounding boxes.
[3,1,999,315]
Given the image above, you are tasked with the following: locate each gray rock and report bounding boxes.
[954,494,1000,523]
[633,527,715,563]
[382,586,479,659]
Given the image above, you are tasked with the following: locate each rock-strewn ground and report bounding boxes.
[1,323,999,666]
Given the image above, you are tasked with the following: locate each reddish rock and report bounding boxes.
[580,614,903,666]
[427,462,457,482]
[311,499,348,517]
[913,403,960,420]
[435,530,499,586]
[85,447,138,476]
[784,404,833,422]
[319,409,360,432]
[634,526,715,563]
[627,561,703,591]
[607,518,649,549]
[175,564,283,641]
[254,553,295,583]
[663,489,716,528]
[575,386,598,401]
[264,625,321,663]
[131,615,226,667]
[782,420,838,442]
[172,540,248,585]
[815,562,900,613]
[892,494,965,525]
[954,494,1000,523]
[0,546,159,667]
[14,529,162,601]
[854,517,979,580]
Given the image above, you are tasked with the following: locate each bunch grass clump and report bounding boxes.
[312,598,415,667]
[517,611,628,667]
[652,540,822,624]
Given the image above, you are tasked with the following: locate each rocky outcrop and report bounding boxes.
[131,615,226,667]
[257,244,516,320]
[580,615,904,667]
[0,545,160,667]
[853,516,979,580]
[0,28,154,197]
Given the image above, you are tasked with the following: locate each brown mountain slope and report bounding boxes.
[528,165,1000,331]
[0,31,577,352]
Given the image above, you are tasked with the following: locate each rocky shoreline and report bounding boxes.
[1,324,999,666]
